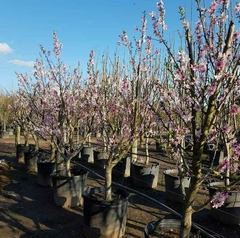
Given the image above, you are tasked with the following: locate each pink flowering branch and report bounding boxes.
[145,1,240,236]
[15,32,97,176]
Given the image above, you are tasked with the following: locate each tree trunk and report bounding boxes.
[76,126,80,144]
[180,155,202,237]
[103,130,107,152]
[66,159,71,177]
[23,130,29,146]
[180,204,194,238]
[32,133,39,151]
[225,142,230,186]
[139,132,144,148]
[105,164,113,201]
[2,122,6,131]
[56,150,64,174]
[15,125,21,146]
[50,142,56,161]
[131,140,138,162]
[145,136,149,164]
[87,133,92,145]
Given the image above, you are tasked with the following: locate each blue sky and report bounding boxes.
[0,0,230,91]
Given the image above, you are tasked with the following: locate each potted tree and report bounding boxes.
[147,0,240,237]
[11,92,40,169]
[0,90,14,138]
[81,37,160,236]
[82,50,134,238]
[15,32,95,206]
[117,12,162,189]
[207,96,240,225]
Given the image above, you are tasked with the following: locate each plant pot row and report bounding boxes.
[76,146,240,226]
[50,171,129,238]
[74,145,161,189]
[16,144,240,237]
[16,144,129,238]
[23,160,240,238]
[165,170,240,226]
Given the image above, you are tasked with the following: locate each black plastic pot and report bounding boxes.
[164,169,190,203]
[24,146,38,172]
[132,161,160,188]
[208,181,240,225]
[94,150,108,168]
[37,162,56,186]
[144,218,214,238]
[208,150,224,166]
[113,157,131,177]
[16,144,28,164]
[1,130,9,138]
[51,168,88,207]
[156,142,166,153]
[144,219,180,238]
[81,146,94,163]
[82,187,129,238]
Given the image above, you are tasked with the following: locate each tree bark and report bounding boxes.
[105,164,113,201]
[15,125,21,146]
[180,154,202,237]
[131,140,138,162]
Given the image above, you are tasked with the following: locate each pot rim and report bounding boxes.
[82,186,129,205]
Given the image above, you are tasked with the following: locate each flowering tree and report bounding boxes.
[89,22,161,200]
[118,11,162,164]
[0,90,14,132]
[11,92,38,147]
[15,32,95,176]
[146,0,240,236]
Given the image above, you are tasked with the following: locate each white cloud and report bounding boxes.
[8,59,35,67]
[0,43,13,54]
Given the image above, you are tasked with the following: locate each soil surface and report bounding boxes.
[0,136,239,238]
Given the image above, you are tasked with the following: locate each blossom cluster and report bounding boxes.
[210,192,229,209]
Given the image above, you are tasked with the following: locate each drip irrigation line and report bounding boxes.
[72,160,224,238]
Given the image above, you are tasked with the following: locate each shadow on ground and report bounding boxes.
[0,153,84,238]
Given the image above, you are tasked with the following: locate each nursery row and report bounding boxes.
[11,139,239,238]
[0,0,239,237]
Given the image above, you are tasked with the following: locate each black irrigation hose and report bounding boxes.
[25,148,51,160]
[72,160,223,238]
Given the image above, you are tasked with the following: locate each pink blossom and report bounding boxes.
[182,19,189,29]
[145,37,152,55]
[230,104,239,115]
[193,104,201,111]
[121,77,130,92]
[219,12,228,22]
[152,22,158,30]
[162,22,167,30]
[52,31,63,58]
[215,59,224,71]
[207,1,219,14]
[211,192,229,208]
[195,21,203,32]
[218,158,230,173]
[231,160,239,173]
[149,11,156,18]
[119,31,129,45]
[196,129,202,138]
[233,143,240,156]
[191,62,207,74]
[40,45,46,54]
[234,3,240,15]
[89,50,95,58]
[207,84,216,96]
[221,125,230,133]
